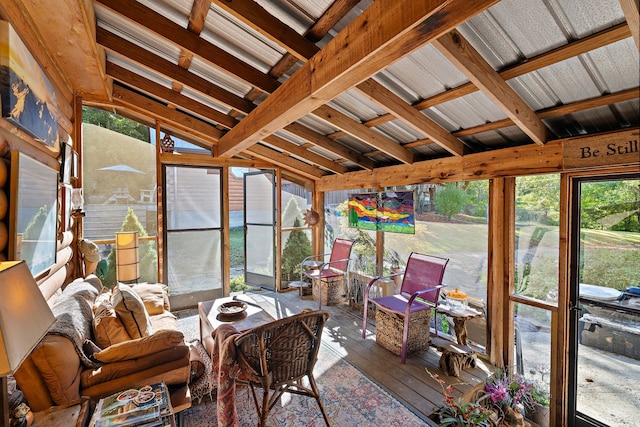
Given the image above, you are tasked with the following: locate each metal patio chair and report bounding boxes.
[362,252,449,363]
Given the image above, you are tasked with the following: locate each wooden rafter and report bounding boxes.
[246,144,326,179]
[432,30,551,146]
[262,135,348,174]
[211,0,319,61]
[216,0,500,158]
[311,105,415,164]
[106,62,239,129]
[97,28,254,115]
[364,23,632,128]
[283,123,375,170]
[355,79,465,156]
[94,0,279,93]
[618,0,640,50]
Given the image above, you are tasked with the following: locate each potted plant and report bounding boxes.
[427,370,493,426]
[478,368,537,426]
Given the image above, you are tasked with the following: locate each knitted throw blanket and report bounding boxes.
[47,281,103,369]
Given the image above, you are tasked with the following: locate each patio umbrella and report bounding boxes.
[98,164,145,174]
[97,164,146,202]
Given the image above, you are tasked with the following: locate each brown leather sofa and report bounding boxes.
[14,277,191,412]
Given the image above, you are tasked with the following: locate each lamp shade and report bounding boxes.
[115,232,139,282]
[0,261,55,376]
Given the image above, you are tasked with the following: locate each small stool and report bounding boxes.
[288,280,310,296]
[430,336,477,377]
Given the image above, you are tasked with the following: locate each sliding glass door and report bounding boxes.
[569,173,640,427]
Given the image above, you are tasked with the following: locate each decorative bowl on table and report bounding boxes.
[446,288,468,308]
[217,301,248,316]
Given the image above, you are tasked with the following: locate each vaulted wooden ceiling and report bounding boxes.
[1,0,638,183]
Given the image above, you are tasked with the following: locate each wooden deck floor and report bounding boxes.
[239,288,494,422]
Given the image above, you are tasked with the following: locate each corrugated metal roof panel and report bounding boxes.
[331,90,387,122]
[201,4,286,73]
[374,121,425,144]
[297,115,339,135]
[188,56,253,98]
[256,0,333,34]
[108,54,174,89]
[96,5,183,63]
[379,45,469,103]
[427,93,509,131]
[179,86,234,116]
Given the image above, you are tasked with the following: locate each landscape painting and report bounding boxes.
[348,193,378,230]
[378,191,415,234]
[348,191,415,234]
[0,21,59,147]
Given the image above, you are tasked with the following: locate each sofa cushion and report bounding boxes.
[93,301,132,348]
[132,283,169,315]
[29,335,83,407]
[92,330,185,363]
[112,283,153,339]
[93,288,112,313]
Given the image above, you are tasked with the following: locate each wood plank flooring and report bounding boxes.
[239,289,494,422]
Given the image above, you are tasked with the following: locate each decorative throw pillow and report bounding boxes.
[92,329,185,363]
[92,288,112,314]
[111,283,153,339]
[132,283,168,316]
[93,301,132,348]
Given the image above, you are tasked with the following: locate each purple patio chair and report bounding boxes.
[301,238,354,309]
[362,252,448,363]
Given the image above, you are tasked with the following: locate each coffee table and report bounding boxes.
[199,295,275,355]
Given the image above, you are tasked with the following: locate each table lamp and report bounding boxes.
[0,261,55,427]
[115,231,140,283]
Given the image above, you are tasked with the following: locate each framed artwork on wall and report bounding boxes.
[8,151,58,277]
[0,21,60,148]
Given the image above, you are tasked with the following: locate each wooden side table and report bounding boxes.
[32,399,93,427]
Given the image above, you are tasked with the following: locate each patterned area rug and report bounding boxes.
[180,340,429,426]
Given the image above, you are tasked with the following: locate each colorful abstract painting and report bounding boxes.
[348,191,415,234]
[0,21,59,147]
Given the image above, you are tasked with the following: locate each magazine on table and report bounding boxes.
[89,382,174,427]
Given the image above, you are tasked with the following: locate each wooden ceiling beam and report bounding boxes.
[211,0,319,61]
[311,105,415,164]
[112,85,224,142]
[97,28,255,115]
[106,62,238,129]
[246,144,326,179]
[433,30,551,146]
[355,79,465,156]
[263,135,348,174]
[618,0,639,50]
[211,0,404,166]
[306,0,362,42]
[283,123,375,170]
[364,24,631,128]
[216,0,499,158]
[269,0,359,77]
[95,0,279,93]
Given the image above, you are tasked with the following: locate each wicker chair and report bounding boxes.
[234,310,331,427]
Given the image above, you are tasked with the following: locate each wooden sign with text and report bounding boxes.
[563,129,639,169]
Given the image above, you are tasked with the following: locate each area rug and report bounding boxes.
[180,341,430,426]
